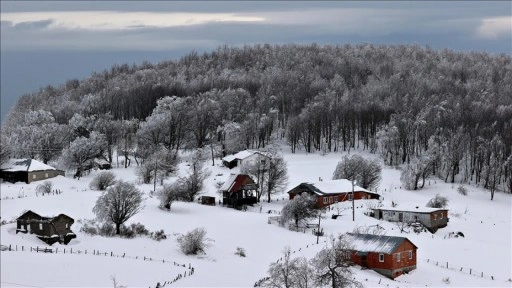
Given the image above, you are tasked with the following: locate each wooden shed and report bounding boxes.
[0,159,65,184]
[287,179,380,208]
[16,210,76,245]
[371,206,449,233]
[198,196,216,206]
[219,174,258,208]
[346,233,417,279]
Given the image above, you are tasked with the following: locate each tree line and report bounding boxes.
[1,43,511,195]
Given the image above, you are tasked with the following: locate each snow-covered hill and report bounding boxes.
[1,149,511,287]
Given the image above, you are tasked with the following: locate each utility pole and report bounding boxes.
[316,214,321,244]
[352,179,355,221]
[153,158,158,192]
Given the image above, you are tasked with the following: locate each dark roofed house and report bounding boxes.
[287,179,380,208]
[220,174,258,209]
[0,158,65,184]
[346,233,417,279]
[16,210,76,245]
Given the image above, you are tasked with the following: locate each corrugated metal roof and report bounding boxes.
[373,206,447,213]
[290,179,379,197]
[346,233,416,254]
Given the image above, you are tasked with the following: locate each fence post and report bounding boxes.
[22,246,24,251]
[9,245,11,251]
[64,248,66,254]
[470,268,472,275]
[31,247,32,252]
[85,250,87,254]
[16,245,17,251]
[56,248,58,253]
[447,262,448,268]
[460,267,463,271]
[71,248,73,254]
[111,252,113,257]
[481,272,483,278]
[37,246,39,253]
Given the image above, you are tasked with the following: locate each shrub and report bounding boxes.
[235,247,246,257]
[151,230,167,241]
[99,223,117,237]
[426,194,449,208]
[36,181,53,195]
[177,227,212,255]
[129,222,150,235]
[89,171,116,191]
[457,185,468,196]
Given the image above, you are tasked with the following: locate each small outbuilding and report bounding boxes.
[346,233,417,279]
[198,196,216,206]
[287,179,380,208]
[220,174,258,208]
[0,158,65,184]
[221,150,270,169]
[371,206,449,233]
[16,210,76,245]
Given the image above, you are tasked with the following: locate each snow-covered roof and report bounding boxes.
[0,159,57,172]
[220,174,238,191]
[299,179,372,195]
[221,150,270,162]
[373,206,447,213]
[346,233,416,254]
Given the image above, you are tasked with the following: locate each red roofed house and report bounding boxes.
[220,174,258,208]
[16,210,76,245]
[0,158,65,184]
[287,179,380,208]
[346,233,417,279]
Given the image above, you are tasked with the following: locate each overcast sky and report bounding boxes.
[1,1,511,122]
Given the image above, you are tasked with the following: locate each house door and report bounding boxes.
[361,255,367,267]
[399,213,403,222]
[26,224,31,233]
[379,211,383,219]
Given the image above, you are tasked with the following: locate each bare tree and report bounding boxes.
[426,194,449,208]
[36,181,53,195]
[241,158,267,202]
[310,234,362,288]
[265,155,289,203]
[177,227,212,255]
[60,131,107,179]
[177,150,210,202]
[333,154,381,190]
[263,246,311,288]
[280,193,319,231]
[89,171,117,191]
[156,182,186,211]
[93,181,145,235]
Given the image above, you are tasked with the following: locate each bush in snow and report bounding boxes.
[235,247,246,257]
[426,194,449,208]
[457,185,468,196]
[89,171,116,191]
[177,227,212,255]
[36,181,53,195]
[151,230,167,241]
[280,192,319,231]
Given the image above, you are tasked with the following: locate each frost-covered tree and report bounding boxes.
[92,181,145,235]
[177,227,212,255]
[35,181,53,195]
[332,154,381,190]
[60,131,107,179]
[310,235,362,288]
[0,135,12,166]
[156,182,187,211]
[426,194,449,208]
[262,246,313,288]
[174,150,210,202]
[89,171,117,191]
[280,193,319,231]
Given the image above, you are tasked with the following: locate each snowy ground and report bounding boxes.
[1,147,511,287]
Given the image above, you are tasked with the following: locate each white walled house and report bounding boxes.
[372,206,449,233]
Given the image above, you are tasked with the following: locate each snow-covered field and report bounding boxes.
[1,148,511,287]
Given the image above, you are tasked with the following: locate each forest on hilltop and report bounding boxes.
[1,44,511,196]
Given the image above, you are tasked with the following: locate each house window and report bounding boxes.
[329,196,333,203]
[414,215,418,221]
[33,175,37,179]
[39,223,43,230]
[396,252,401,262]
[434,214,437,220]
[379,254,384,262]
[440,213,443,219]
[348,194,353,201]
[323,197,328,204]
[65,223,68,228]
[45,173,48,178]
[408,251,413,259]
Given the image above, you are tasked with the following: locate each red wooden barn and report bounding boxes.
[346,233,417,279]
[219,174,258,208]
[287,179,380,208]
